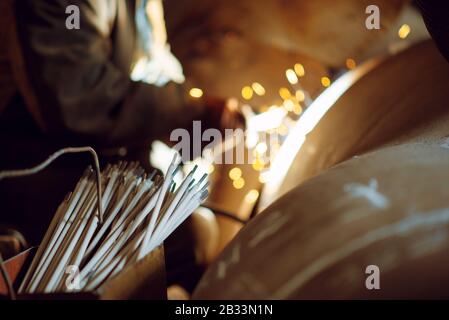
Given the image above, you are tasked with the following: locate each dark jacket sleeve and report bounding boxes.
[14,0,203,147]
[416,0,449,63]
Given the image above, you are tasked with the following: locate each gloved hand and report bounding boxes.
[131,44,185,87]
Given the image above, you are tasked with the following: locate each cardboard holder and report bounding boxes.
[0,245,167,300]
[0,148,168,300]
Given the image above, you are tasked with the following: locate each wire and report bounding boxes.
[0,147,104,223]
[0,147,104,299]
[0,228,28,250]
[202,204,248,224]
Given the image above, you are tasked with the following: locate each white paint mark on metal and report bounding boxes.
[273,207,449,299]
[344,178,390,209]
[239,273,268,296]
[217,262,227,279]
[216,244,241,279]
[249,214,290,248]
[440,137,449,149]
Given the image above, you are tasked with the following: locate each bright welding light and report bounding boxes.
[247,107,287,133]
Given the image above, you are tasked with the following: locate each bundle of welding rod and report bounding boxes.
[18,154,208,294]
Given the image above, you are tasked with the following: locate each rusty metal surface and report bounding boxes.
[194,141,449,299]
[260,40,449,209]
[193,40,449,300]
